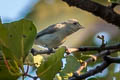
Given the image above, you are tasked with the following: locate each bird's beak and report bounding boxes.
[78,24,85,29]
[80,26,85,29]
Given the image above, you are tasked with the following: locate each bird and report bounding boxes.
[34,19,84,49]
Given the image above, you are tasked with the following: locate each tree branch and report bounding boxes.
[31,48,55,55]
[65,42,120,54]
[69,49,120,80]
[31,43,120,55]
[69,61,110,80]
[103,56,120,63]
[62,0,120,28]
[108,3,119,9]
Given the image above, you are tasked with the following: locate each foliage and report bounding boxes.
[0,19,67,80]
[0,19,37,79]
[0,60,19,80]
[60,56,81,80]
[37,47,66,80]
[0,0,120,80]
[108,0,120,3]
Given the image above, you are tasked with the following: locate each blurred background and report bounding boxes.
[1,0,120,80]
[1,0,120,47]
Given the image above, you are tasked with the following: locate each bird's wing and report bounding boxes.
[36,24,59,39]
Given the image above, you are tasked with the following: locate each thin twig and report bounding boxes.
[77,43,120,52]
[26,74,38,80]
[24,65,29,76]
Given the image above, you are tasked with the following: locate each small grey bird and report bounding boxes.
[35,19,84,48]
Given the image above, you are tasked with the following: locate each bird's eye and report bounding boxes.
[73,22,77,25]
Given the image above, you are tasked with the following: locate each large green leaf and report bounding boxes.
[0,60,20,80]
[60,56,81,80]
[0,19,37,60]
[0,19,36,79]
[37,47,66,80]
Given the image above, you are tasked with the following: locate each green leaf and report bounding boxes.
[0,19,36,78]
[0,19,37,60]
[0,60,20,80]
[60,56,81,80]
[37,47,66,80]
[108,0,120,3]
[53,74,62,80]
[0,45,2,56]
[24,53,34,65]
[113,72,120,80]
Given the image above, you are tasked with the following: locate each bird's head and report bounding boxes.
[62,19,84,32]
